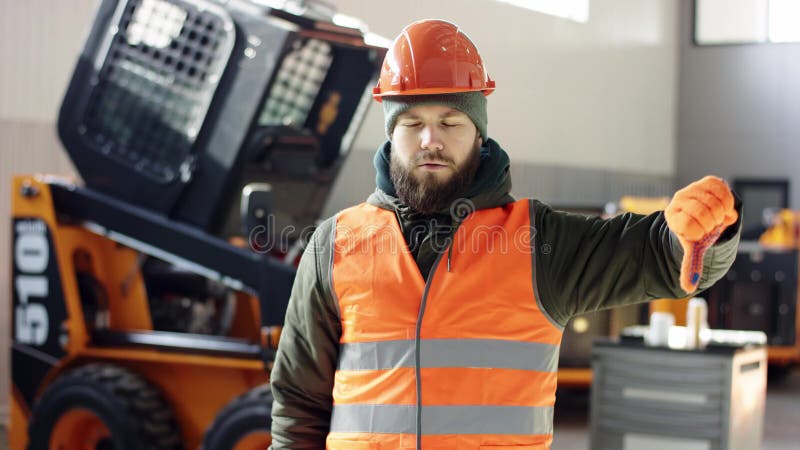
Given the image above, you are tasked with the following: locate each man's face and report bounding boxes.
[390,105,483,214]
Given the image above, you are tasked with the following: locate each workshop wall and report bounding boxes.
[676,1,800,210]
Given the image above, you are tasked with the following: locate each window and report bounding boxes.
[768,0,800,42]
[695,0,800,45]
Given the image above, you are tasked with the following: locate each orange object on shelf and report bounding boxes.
[759,209,800,249]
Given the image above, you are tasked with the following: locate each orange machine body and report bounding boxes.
[9,175,269,450]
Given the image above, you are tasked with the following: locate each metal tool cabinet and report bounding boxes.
[590,338,767,450]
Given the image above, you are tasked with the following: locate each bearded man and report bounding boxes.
[269,19,741,450]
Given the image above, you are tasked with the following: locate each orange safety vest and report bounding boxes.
[327,200,563,450]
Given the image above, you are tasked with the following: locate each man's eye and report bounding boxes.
[401,122,421,127]
[442,122,460,127]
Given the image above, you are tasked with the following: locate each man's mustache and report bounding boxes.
[414,151,454,165]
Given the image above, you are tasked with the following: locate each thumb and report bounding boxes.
[676,235,698,294]
[677,225,726,294]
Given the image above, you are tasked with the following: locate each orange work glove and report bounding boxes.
[664,175,738,294]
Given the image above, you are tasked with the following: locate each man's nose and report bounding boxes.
[420,125,444,151]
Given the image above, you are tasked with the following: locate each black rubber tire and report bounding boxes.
[27,363,182,450]
[201,384,273,450]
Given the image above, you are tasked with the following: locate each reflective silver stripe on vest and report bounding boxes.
[330,404,554,435]
[338,338,559,372]
[337,339,416,371]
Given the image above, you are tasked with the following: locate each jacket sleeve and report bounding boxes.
[270,217,341,448]
[532,198,742,327]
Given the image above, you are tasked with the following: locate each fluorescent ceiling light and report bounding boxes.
[495,0,590,23]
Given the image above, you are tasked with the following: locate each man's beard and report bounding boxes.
[390,142,482,215]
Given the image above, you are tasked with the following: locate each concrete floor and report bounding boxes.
[2,368,799,449]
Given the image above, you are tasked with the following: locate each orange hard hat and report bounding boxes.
[372,19,496,102]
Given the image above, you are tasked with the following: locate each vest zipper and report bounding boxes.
[446,218,465,272]
[414,250,446,450]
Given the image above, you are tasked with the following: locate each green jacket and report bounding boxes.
[269,139,742,448]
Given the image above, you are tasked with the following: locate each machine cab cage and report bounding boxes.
[50,0,386,335]
[59,0,387,242]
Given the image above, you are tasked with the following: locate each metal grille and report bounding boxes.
[82,0,234,183]
[258,38,332,127]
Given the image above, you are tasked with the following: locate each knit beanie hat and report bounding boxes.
[383,91,488,141]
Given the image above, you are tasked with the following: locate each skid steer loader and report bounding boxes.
[9,0,386,448]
